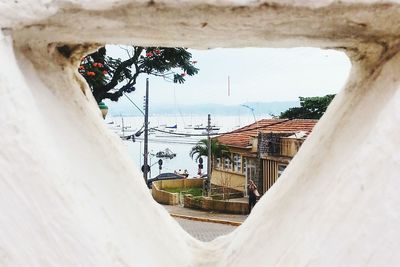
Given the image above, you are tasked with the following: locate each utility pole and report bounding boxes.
[143,78,149,183]
[206,114,212,196]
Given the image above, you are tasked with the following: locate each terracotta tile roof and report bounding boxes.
[216,119,318,148]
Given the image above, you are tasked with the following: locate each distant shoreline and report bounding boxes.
[107,101,300,117]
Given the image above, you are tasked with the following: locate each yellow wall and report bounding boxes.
[184,195,249,215]
[211,170,246,192]
[158,179,204,189]
[152,181,180,205]
[263,159,278,193]
[281,138,303,157]
[152,179,205,205]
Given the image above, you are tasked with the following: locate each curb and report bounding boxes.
[170,213,243,226]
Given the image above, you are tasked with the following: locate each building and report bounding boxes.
[211,119,318,195]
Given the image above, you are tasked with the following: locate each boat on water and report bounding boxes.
[156,148,177,159]
[154,124,186,138]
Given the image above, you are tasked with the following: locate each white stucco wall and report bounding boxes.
[1,1,400,266]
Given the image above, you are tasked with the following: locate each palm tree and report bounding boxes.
[190,138,231,196]
[189,139,231,165]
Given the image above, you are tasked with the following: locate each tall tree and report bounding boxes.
[79,46,199,103]
[279,94,335,119]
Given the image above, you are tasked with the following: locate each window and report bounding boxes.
[278,164,287,177]
[246,158,257,181]
[224,157,232,171]
[243,158,247,174]
[233,153,242,173]
[216,158,221,169]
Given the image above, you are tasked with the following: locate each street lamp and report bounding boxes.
[241,104,258,197]
[241,104,256,123]
[242,104,259,130]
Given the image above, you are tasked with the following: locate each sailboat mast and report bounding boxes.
[228,75,230,97]
[121,115,125,137]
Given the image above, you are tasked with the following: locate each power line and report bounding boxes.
[120,117,313,145]
[150,128,220,137]
[123,92,145,116]
[149,119,292,138]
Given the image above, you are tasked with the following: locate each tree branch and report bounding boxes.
[93,47,144,102]
[102,83,136,102]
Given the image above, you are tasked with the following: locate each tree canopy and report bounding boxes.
[79,46,199,103]
[279,94,335,119]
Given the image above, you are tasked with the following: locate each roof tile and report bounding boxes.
[216,119,318,148]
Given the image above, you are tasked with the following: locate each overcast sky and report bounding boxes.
[105,46,351,108]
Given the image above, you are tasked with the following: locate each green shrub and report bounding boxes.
[164,187,203,197]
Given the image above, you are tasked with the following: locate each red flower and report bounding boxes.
[154,49,161,55]
[79,65,84,70]
[86,71,95,76]
[93,62,103,68]
[102,70,108,75]
[146,52,153,57]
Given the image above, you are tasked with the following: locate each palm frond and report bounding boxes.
[189,138,231,162]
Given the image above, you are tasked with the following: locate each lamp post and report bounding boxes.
[242,104,257,124]
[143,78,150,183]
[242,104,258,196]
[205,114,212,197]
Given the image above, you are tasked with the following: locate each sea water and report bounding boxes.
[106,115,261,178]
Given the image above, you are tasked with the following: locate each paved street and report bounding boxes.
[161,204,246,241]
[175,218,237,242]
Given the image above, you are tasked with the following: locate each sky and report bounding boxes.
[105,46,352,109]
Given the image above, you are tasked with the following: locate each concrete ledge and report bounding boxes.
[158,178,204,189]
[170,213,242,226]
[152,179,204,205]
[184,195,249,215]
[152,182,179,205]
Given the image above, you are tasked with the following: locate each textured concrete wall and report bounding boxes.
[212,169,246,192]
[184,195,249,215]
[1,1,400,266]
[158,179,205,189]
[152,182,180,205]
[152,179,204,205]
